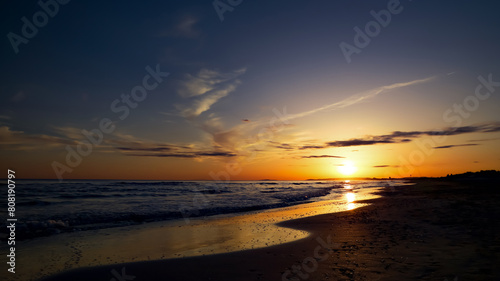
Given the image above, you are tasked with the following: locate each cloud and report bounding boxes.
[175,16,200,38]
[299,122,500,149]
[123,152,236,158]
[177,68,246,98]
[434,144,478,149]
[176,68,246,119]
[180,82,240,119]
[0,115,12,126]
[116,146,173,152]
[52,126,90,140]
[373,165,400,168]
[202,117,244,150]
[0,126,75,150]
[301,155,345,159]
[159,15,201,39]
[325,138,401,147]
[277,76,436,123]
[299,145,326,150]
[467,137,500,142]
[116,143,236,158]
[98,130,236,159]
[274,143,294,150]
[0,124,234,160]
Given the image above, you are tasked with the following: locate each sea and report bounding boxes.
[1,179,410,240]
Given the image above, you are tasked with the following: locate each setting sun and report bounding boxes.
[338,160,358,176]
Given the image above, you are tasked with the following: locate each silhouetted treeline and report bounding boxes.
[443,170,500,179]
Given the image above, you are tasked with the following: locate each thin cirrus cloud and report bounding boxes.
[158,15,201,39]
[177,68,246,98]
[174,16,200,38]
[277,76,436,124]
[0,124,237,159]
[176,68,246,119]
[0,126,75,150]
[116,144,236,158]
[106,132,236,159]
[179,82,240,119]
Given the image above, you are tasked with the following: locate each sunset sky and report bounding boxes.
[1,1,499,180]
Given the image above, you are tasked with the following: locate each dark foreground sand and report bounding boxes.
[40,179,500,281]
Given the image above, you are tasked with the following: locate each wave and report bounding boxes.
[18,200,53,206]
[6,180,407,241]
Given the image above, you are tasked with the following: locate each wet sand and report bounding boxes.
[34,179,500,280]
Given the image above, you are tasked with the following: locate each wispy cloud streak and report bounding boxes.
[301,155,345,159]
[280,76,436,123]
[434,144,478,149]
[176,68,246,119]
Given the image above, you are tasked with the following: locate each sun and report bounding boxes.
[338,160,357,176]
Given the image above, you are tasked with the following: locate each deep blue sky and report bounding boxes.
[1,0,499,179]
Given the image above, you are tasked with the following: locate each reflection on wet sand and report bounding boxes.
[346,192,356,210]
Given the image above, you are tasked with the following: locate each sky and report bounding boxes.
[1,0,499,180]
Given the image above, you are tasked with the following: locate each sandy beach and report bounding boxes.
[25,179,500,280]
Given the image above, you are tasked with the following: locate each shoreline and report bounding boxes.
[13,178,500,280]
[4,185,381,281]
[4,179,395,241]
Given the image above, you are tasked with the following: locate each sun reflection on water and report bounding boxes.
[346,192,356,210]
